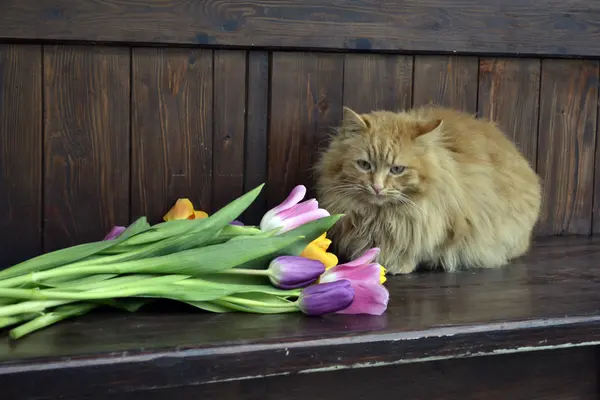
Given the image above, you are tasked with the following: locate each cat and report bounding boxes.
[315,106,542,274]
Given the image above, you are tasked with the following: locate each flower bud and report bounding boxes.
[268,256,326,289]
[297,280,355,316]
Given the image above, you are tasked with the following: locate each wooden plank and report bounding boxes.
[413,56,479,113]
[43,45,130,251]
[0,45,42,268]
[343,54,413,113]
[478,58,541,167]
[212,50,246,212]
[1,235,600,398]
[2,1,600,57]
[537,60,598,236]
[243,51,269,225]
[106,348,597,400]
[131,48,213,222]
[268,52,343,206]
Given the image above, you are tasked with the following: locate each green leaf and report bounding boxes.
[9,302,99,340]
[238,215,343,269]
[0,217,151,280]
[184,301,233,313]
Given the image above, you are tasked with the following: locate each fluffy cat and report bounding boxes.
[315,106,542,274]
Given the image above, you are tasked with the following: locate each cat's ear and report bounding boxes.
[416,119,443,138]
[342,106,369,130]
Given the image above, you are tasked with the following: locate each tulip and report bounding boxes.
[336,281,389,316]
[260,185,330,233]
[103,226,126,241]
[300,233,338,269]
[267,256,326,289]
[318,248,389,315]
[297,280,355,316]
[163,198,208,221]
[320,248,386,285]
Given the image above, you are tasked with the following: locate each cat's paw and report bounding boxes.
[385,261,417,275]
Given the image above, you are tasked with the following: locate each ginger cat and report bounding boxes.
[315,106,542,274]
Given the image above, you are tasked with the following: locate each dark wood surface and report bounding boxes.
[103,348,599,400]
[3,1,600,57]
[131,48,214,221]
[536,59,598,236]
[43,45,130,252]
[342,54,413,113]
[1,235,600,399]
[478,58,541,167]
[243,51,269,225]
[267,52,344,205]
[0,44,42,267]
[413,56,479,113]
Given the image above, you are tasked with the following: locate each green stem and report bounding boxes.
[219,268,269,277]
[0,313,39,330]
[9,303,99,340]
[0,300,74,317]
[220,295,299,309]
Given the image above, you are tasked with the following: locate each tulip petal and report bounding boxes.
[103,226,126,241]
[298,280,355,316]
[278,199,319,219]
[193,210,209,219]
[341,248,380,268]
[163,198,196,221]
[268,256,326,289]
[282,208,330,232]
[272,185,306,213]
[320,263,382,285]
[336,281,389,315]
[301,241,338,269]
[230,220,244,226]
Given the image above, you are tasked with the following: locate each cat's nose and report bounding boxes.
[372,184,383,194]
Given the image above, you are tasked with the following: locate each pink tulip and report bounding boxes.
[320,248,384,285]
[319,248,389,315]
[103,226,126,241]
[336,281,389,316]
[260,185,330,233]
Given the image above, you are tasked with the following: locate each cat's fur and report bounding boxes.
[315,106,542,274]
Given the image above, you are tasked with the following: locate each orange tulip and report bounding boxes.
[163,199,208,221]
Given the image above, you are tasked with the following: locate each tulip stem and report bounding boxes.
[219,268,269,277]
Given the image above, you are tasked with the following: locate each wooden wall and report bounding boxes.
[1,1,600,269]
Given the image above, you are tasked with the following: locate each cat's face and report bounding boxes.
[321,108,441,206]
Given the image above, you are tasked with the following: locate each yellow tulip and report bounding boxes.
[163,198,209,221]
[301,233,338,269]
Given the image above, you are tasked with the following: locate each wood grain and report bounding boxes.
[131,48,213,222]
[2,1,600,57]
[108,348,598,400]
[212,50,246,212]
[243,51,269,225]
[1,235,600,398]
[43,45,130,251]
[413,56,479,113]
[0,45,42,269]
[268,52,343,206]
[343,54,413,113]
[478,58,541,167]
[537,59,598,236]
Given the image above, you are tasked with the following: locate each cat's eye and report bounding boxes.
[356,159,372,171]
[390,165,406,175]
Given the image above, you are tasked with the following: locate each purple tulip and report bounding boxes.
[103,226,126,241]
[230,220,244,226]
[268,256,326,289]
[297,280,355,316]
[260,185,330,233]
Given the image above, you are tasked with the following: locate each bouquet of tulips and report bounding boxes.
[0,184,389,340]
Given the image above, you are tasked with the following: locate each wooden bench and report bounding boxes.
[1,236,599,399]
[2,1,600,399]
